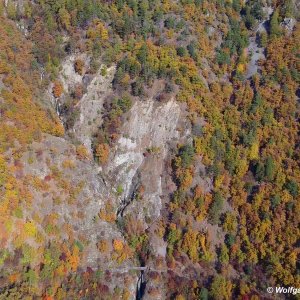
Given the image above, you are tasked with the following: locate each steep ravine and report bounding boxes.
[55,56,186,221]
[48,55,190,298]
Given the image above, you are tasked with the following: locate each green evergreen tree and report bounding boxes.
[270,9,281,38]
[265,156,275,181]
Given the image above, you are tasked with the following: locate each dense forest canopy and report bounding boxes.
[0,0,299,299]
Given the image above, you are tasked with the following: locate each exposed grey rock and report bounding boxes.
[72,65,116,155]
[105,97,181,222]
[246,7,274,79]
[281,18,296,34]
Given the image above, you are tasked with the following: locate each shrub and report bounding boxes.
[62,159,75,169]
[199,288,209,300]
[187,42,197,60]
[208,191,224,225]
[164,17,176,29]
[225,234,235,248]
[97,240,110,253]
[285,180,299,197]
[73,84,83,99]
[131,80,144,96]
[176,47,187,57]
[265,156,275,181]
[95,143,110,164]
[116,95,132,113]
[76,145,90,160]
[113,239,124,252]
[74,58,84,75]
[53,81,63,98]
[216,50,230,65]
[179,144,195,168]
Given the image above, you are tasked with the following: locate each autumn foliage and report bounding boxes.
[95,143,110,164]
[0,0,299,298]
[52,81,63,98]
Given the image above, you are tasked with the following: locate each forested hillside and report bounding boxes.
[0,0,299,299]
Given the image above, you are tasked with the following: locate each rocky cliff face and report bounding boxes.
[107,97,182,219]
[55,55,191,222]
[15,53,191,297]
[15,132,137,295]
